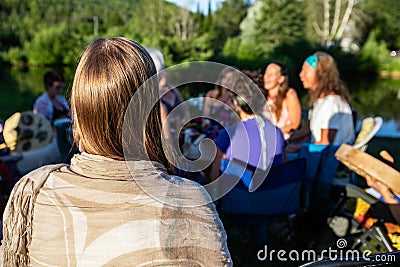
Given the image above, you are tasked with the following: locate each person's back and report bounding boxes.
[2,37,231,266]
[210,70,285,182]
[14,154,229,266]
[217,117,285,170]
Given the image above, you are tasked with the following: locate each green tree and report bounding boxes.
[359,31,390,73]
[364,0,400,51]
[238,0,305,57]
[207,0,248,53]
[304,0,368,48]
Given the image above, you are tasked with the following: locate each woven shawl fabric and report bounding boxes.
[2,153,231,266]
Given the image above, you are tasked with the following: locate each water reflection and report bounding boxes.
[349,77,400,138]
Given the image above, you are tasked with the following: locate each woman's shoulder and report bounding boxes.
[55,94,69,103]
[21,164,67,183]
[162,174,216,205]
[286,88,299,98]
[323,94,349,104]
[34,92,50,103]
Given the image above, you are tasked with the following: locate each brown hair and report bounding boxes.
[215,66,235,99]
[267,62,289,121]
[44,70,64,89]
[71,37,170,169]
[311,51,350,105]
[232,72,265,115]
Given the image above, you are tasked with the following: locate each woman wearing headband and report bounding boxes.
[289,52,354,145]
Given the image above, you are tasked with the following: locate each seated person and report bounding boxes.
[33,70,70,123]
[288,52,354,147]
[283,52,355,201]
[210,71,285,182]
[146,47,188,138]
[203,67,237,128]
[262,62,301,140]
[2,37,231,266]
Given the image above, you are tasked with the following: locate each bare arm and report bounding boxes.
[160,103,171,140]
[279,88,301,135]
[315,128,337,144]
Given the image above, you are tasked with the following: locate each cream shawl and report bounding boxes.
[2,153,231,266]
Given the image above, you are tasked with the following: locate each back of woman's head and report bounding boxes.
[313,51,350,104]
[215,67,235,97]
[233,73,265,115]
[71,37,169,166]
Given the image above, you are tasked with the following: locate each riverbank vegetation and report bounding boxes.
[0,0,399,75]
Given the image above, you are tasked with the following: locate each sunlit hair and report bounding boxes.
[71,37,170,169]
[266,61,289,121]
[311,51,350,105]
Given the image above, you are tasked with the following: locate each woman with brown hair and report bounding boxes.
[203,67,237,127]
[2,37,231,266]
[263,62,301,140]
[289,51,354,145]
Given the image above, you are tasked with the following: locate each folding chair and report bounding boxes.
[322,184,397,252]
[353,116,382,152]
[313,145,400,255]
[218,158,306,246]
[333,116,383,186]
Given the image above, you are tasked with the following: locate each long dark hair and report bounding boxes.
[266,61,289,121]
[310,52,350,106]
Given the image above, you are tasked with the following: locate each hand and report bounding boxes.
[365,175,399,204]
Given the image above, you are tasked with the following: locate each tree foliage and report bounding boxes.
[207,0,249,53]
[304,0,369,49]
[0,0,397,75]
[363,0,400,51]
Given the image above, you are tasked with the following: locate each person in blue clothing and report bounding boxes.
[33,70,70,124]
[209,71,285,182]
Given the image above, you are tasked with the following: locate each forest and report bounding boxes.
[0,0,399,75]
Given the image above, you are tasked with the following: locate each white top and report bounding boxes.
[309,95,355,145]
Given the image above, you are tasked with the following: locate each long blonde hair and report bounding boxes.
[310,51,350,105]
[71,37,170,169]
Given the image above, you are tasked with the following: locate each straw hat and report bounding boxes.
[3,111,53,152]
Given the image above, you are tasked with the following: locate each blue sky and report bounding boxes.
[165,0,224,14]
